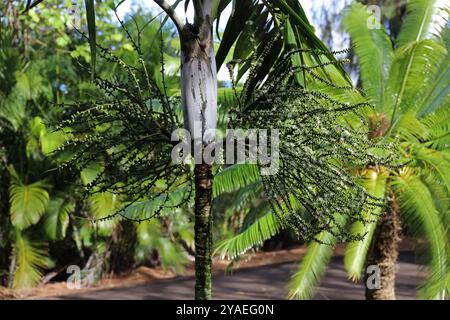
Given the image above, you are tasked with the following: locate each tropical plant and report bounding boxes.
[287,0,449,300]
[0,1,188,289]
[21,0,392,300]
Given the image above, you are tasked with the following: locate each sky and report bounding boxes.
[116,0,319,30]
[114,0,449,82]
[115,0,323,81]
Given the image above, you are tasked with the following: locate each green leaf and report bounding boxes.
[270,0,351,83]
[396,0,448,48]
[9,180,49,230]
[342,3,393,109]
[287,219,344,300]
[344,169,387,280]
[12,229,50,289]
[214,202,283,260]
[43,197,73,240]
[89,191,119,236]
[421,107,450,150]
[412,146,450,193]
[213,163,260,197]
[90,191,118,218]
[284,19,305,84]
[417,28,450,117]
[84,0,96,80]
[41,130,70,155]
[387,39,446,133]
[122,187,192,220]
[80,162,104,185]
[29,116,46,138]
[215,0,253,70]
[391,169,448,299]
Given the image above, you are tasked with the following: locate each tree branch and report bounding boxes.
[154,0,184,34]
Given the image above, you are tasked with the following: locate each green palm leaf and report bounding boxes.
[287,218,344,300]
[214,202,283,260]
[122,187,192,220]
[416,28,450,118]
[344,169,387,281]
[213,163,260,197]
[88,191,120,236]
[412,146,450,192]
[342,3,393,109]
[391,169,448,299]
[12,229,50,289]
[9,179,49,230]
[43,196,74,240]
[421,102,450,150]
[396,0,448,48]
[387,39,446,133]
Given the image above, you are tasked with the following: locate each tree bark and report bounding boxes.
[180,31,217,146]
[157,0,217,300]
[194,163,213,300]
[178,1,216,300]
[365,192,402,300]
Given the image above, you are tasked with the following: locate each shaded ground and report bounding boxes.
[45,251,422,300]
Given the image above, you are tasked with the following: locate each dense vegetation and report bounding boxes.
[0,0,448,300]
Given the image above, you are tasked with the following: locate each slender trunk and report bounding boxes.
[365,191,401,300]
[179,2,216,300]
[194,163,213,300]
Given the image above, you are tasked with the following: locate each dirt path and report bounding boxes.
[44,252,423,300]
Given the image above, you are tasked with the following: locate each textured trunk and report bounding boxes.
[180,3,217,146]
[194,163,213,300]
[365,192,402,300]
[179,1,216,300]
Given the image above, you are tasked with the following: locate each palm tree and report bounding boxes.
[23,0,387,300]
[287,0,449,300]
[145,0,356,299]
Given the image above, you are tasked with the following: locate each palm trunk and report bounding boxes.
[365,192,401,300]
[194,163,213,299]
[179,1,216,300]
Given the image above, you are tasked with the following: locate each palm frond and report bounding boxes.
[213,163,260,197]
[396,112,428,143]
[422,171,450,217]
[214,202,283,260]
[416,28,450,117]
[217,87,239,132]
[216,181,263,215]
[287,217,345,300]
[43,196,73,240]
[412,145,450,193]
[344,169,387,281]
[391,169,448,299]
[9,179,49,230]
[89,191,120,236]
[421,106,450,150]
[396,0,449,48]
[342,2,393,109]
[12,229,50,289]
[121,187,193,220]
[387,39,446,133]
